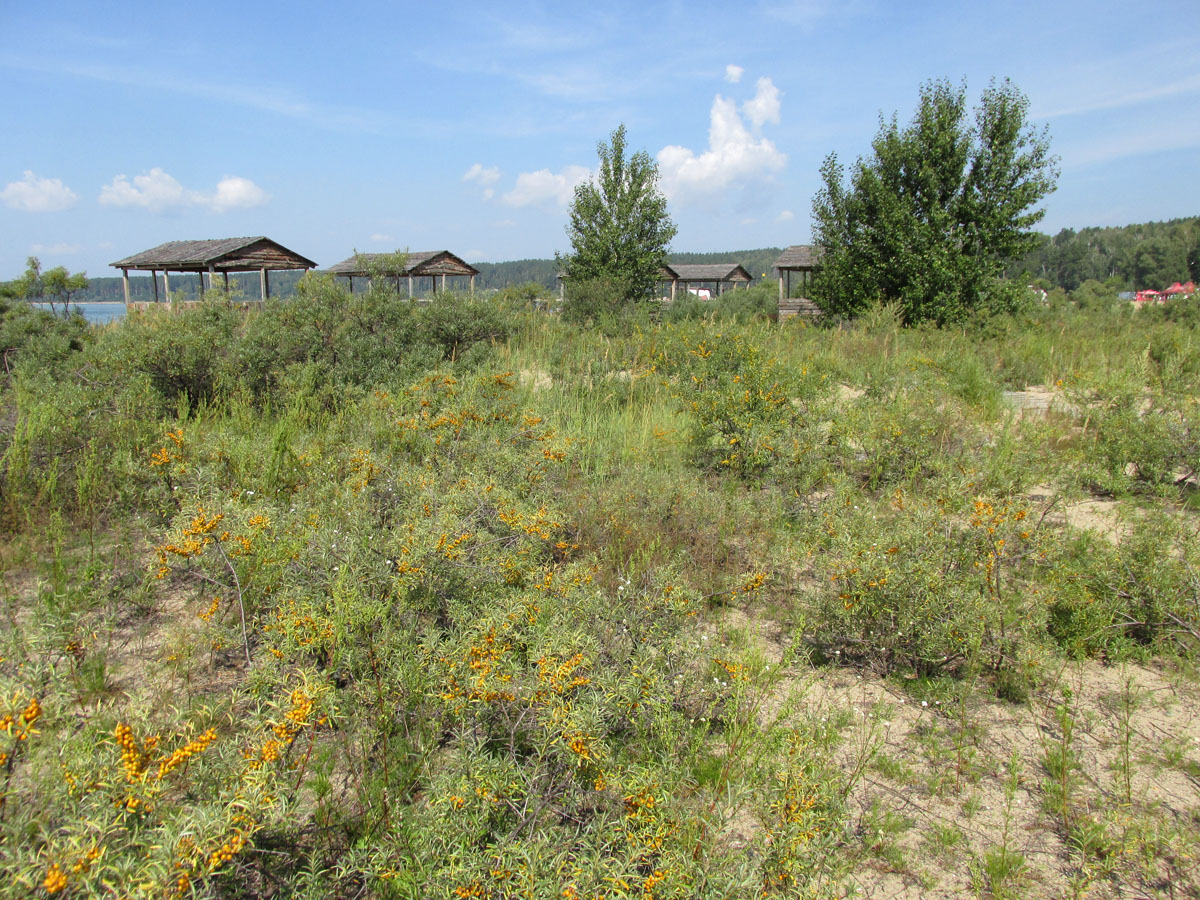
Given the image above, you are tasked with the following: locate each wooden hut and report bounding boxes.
[327,251,478,296]
[665,263,753,300]
[111,237,317,304]
[775,245,821,302]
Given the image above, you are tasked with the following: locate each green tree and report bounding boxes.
[13,256,89,318]
[558,124,676,305]
[813,79,1059,325]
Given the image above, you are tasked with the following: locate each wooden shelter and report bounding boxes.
[665,263,752,300]
[326,251,478,296]
[111,237,317,303]
[775,245,821,301]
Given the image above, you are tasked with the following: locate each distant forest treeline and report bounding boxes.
[1009,216,1200,291]
[60,220,1200,302]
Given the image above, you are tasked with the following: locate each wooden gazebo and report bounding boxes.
[665,263,753,300]
[111,237,317,303]
[775,245,822,301]
[327,251,478,296]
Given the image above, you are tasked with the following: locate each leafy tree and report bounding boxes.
[813,79,1058,325]
[559,124,676,304]
[12,256,89,318]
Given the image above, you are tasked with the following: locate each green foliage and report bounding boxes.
[0,299,91,379]
[662,280,779,324]
[807,495,1041,678]
[9,257,90,318]
[813,78,1058,325]
[560,124,677,303]
[561,276,643,330]
[1013,216,1200,291]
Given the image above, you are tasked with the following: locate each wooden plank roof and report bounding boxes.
[111,237,317,272]
[775,245,822,269]
[326,250,479,278]
[668,263,753,282]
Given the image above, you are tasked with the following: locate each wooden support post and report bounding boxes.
[408,275,414,299]
[122,269,130,304]
[470,274,475,295]
[348,276,353,294]
[208,264,216,295]
[259,269,267,300]
[197,272,204,296]
[441,274,446,293]
[152,271,159,302]
[779,274,784,302]
[223,271,230,292]
[163,271,170,302]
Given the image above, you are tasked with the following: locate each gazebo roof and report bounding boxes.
[775,245,822,270]
[111,237,317,272]
[667,263,752,282]
[326,250,479,278]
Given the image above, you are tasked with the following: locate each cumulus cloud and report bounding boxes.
[725,64,744,84]
[462,163,501,185]
[657,78,786,204]
[1,170,78,212]
[98,168,269,213]
[209,176,269,212]
[776,209,795,223]
[501,165,591,208]
[743,77,781,128]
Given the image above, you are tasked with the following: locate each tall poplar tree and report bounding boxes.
[813,79,1058,325]
[559,125,676,304]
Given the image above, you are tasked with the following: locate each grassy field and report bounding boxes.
[1,281,1198,898]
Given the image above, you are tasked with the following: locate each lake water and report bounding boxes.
[34,302,126,325]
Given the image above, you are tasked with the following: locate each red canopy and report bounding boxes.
[1165,282,1185,293]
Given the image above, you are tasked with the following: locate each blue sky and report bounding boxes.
[2,0,1198,280]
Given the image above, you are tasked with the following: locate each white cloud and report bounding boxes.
[776,209,795,223]
[462,163,501,186]
[100,168,188,212]
[369,233,395,243]
[31,242,82,255]
[1,170,78,212]
[725,64,744,84]
[743,77,781,128]
[210,176,269,211]
[98,168,268,213]
[501,165,591,208]
[657,81,786,204]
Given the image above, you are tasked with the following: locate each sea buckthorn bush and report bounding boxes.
[3,288,1199,899]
